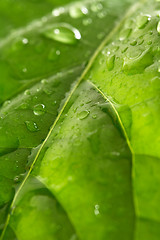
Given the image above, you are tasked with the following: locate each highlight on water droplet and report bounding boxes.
[136,14,151,29]
[25,121,39,132]
[157,21,160,34]
[78,110,90,120]
[33,104,46,116]
[44,23,81,45]
[22,38,29,45]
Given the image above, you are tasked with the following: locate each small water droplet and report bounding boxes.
[137,15,151,29]
[119,28,132,41]
[24,90,31,95]
[92,114,97,119]
[44,24,81,45]
[91,3,103,12]
[147,40,152,45]
[22,68,27,73]
[82,18,92,26]
[25,121,39,132]
[3,100,11,107]
[41,79,48,84]
[48,48,60,61]
[69,5,88,18]
[106,54,115,71]
[123,48,153,74]
[78,110,90,120]
[94,204,100,216]
[22,38,29,45]
[130,40,137,46]
[33,104,46,116]
[52,7,65,17]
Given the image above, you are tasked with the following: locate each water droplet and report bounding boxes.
[123,48,153,74]
[94,204,100,216]
[41,79,48,84]
[147,40,152,45]
[25,121,39,132]
[82,18,92,26]
[92,114,97,119]
[130,40,137,46]
[119,28,132,41]
[136,15,151,29]
[3,100,11,107]
[52,7,65,17]
[44,24,81,45]
[22,38,29,45]
[106,54,115,71]
[48,48,60,61]
[78,110,90,120]
[91,3,103,12]
[33,104,46,116]
[69,5,88,18]
[22,68,27,73]
[24,90,31,95]
[121,47,128,53]
[97,10,107,19]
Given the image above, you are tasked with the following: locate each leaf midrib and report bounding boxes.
[0,1,144,239]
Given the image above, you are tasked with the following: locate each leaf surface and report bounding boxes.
[1,0,160,239]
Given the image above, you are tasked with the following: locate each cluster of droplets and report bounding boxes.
[99,10,160,75]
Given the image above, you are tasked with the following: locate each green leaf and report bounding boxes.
[1,0,160,239]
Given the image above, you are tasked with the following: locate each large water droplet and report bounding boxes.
[25,121,39,132]
[136,15,151,29]
[44,24,81,45]
[78,110,90,120]
[33,104,46,116]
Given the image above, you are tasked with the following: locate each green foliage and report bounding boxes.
[0,0,160,239]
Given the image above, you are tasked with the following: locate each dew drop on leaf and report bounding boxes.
[136,15,151,29]
[22,38,29,45]
[69,5,88,18]
[25,121,39,132]
[48,48,60,61]
[24,90,31,96]
[119,28,132,41]
[78,110,90,120]
[82,18,92,26]
[44,24,81,45]
[33,104,46,116]
[106,54,115,71]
